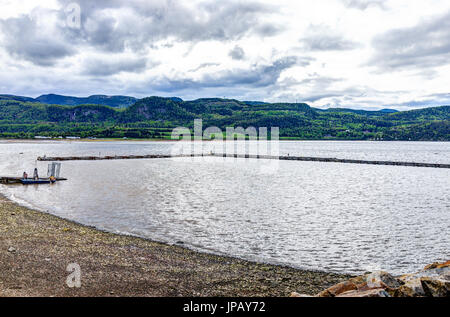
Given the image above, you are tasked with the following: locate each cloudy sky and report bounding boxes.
[1,0,450,110]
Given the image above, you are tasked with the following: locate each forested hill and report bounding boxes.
[35,94,138,108]
[0,96,448,141]
[0,94,137,108]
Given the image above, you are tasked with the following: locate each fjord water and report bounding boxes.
[0,140,449,274]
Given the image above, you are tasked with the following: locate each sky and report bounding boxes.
[1,0,450,110]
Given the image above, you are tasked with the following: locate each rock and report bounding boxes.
[290,292,313,297]
[337,288,391,297]
[396,260,450,297]
[364,271,403,290]
[394,278,425,297]
[423,260,450,271]
[348,275,367,285]
[420,262,450,280]
[7,247,16,253]
[291,261,450,298]
[317,271,402,297]
[420,277,450,297]
[317,281,358,297]
[393,284,423,297]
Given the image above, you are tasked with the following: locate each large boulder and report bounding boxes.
[337,288,391,298]
[394,279,425,297]
[364,271,404,290]
[290,292,313,297]
[290,261,449,297]
[397,260,450,297]
[317,271,402,297]
[420,277,450,297]
[317,281,358,297]
[423,260,450,271]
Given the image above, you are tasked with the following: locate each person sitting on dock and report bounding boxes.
[33,168,39,180]
[22,172,28,180]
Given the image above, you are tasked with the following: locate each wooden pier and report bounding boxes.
[37,154,179,161]
[0,177,23,184]
[0,177,68,184]
[36,154,450,169]
[221,154,450,168]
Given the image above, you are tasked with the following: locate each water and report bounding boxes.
[0,140,449,274]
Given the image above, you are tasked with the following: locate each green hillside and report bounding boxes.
[35,94,138,108]
[0,96,448,141]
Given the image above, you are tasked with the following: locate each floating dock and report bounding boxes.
[37,154,176,161]
[0,177,68,185]
[36,154,450,169]
[213,154,450,169]
[0,177,25,184]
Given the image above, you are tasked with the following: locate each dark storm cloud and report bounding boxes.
[81,57,150,76]
[0,15,74,66]
[57,0,283,52]
[229,46,245,60]
[151,56,299,92]
[369,11,450,71]
[341,0,387,10]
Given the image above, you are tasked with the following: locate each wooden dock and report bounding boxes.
[0,177,23,184]
[0,177,68,184]
[37,154,182,161]
[212,154,450,169]
[36,154,450,169]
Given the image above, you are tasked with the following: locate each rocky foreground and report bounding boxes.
[291,261,450,297]
[0,195,349,297]
[1,194,448,297]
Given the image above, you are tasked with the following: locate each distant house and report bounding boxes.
[34,136,51,139]
[66,136,81,140]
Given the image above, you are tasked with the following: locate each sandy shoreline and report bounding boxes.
[0,194,350,297]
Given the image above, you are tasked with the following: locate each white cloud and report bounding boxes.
[0,0,449,110]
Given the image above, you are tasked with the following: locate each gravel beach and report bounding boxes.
[0,194,350,297]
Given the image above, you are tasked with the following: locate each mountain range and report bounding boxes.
[0,94,138,108]
[0,93,401,113]
[0,94,448,141]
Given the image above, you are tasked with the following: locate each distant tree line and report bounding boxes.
[0,97,448,141]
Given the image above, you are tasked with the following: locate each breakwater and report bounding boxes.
[37,154,176,161]
[36,153,450,169]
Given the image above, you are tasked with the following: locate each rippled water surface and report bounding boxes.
[0,140,449,274]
